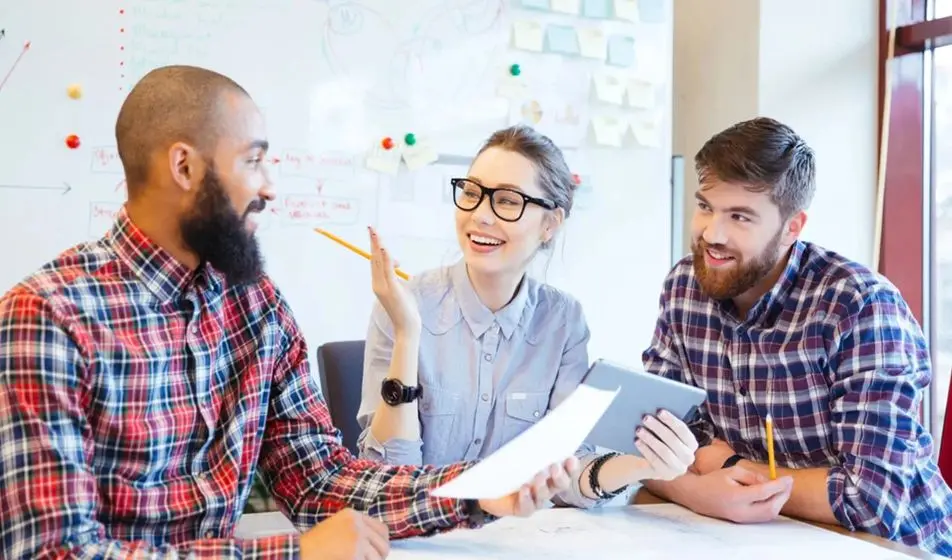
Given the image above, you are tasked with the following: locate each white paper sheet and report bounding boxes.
[389,504,913,560]
[430,384,618,499]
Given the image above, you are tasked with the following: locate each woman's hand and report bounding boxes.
[368,226,420,335]
[634,410,699,481]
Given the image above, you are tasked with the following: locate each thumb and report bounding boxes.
[726,465,767,486]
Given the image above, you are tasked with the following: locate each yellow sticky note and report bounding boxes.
[551,0,581,14]
[366,144,402,175]
[513,21,544,52]
[626,79,656,108]
[402,140,439,171]
[630,117,661,147]
[577,27,607,60]
[591,115,626,147]
[613,0,640,22]
[592,72,626,105]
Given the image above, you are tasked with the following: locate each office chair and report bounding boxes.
[316,340,366,456]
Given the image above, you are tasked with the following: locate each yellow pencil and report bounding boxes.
[314,228,410,281]
[766,413,777,480]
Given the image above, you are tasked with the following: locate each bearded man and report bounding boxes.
[638,117,952,556]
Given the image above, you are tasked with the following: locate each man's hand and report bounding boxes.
[692,438,736,475]
[478,457,579,517]
[300,508,390,560]
[685,466,793,523]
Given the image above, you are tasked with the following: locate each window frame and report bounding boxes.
[879,0,952,435]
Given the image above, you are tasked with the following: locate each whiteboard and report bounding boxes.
[0,0,673,367]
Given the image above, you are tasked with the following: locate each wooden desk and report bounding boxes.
[632,489,940,559]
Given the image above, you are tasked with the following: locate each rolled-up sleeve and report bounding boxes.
[548,300,602,509]
[355,301,424,465]
[826,287,941,541]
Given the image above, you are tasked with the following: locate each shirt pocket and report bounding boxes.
[419,385,461,464]
[500,391,549,443]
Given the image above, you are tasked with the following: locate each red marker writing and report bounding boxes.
[0,40,31,94]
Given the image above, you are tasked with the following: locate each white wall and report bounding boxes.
[674,0,879,267]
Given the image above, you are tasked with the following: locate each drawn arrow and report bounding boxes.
[0,29,5,43]
[0,182,72,195]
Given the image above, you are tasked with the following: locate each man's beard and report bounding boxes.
[179,166,266,287]
[692,228,782,300]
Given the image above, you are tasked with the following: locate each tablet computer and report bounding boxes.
[581,359,707,455]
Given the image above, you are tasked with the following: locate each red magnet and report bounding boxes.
[381,136,395,150]
[65,134,81,149]
[572,173,581,184]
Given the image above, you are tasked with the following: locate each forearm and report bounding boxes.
[578,454,647,501]
[21,535,298,559]
[738,460,837,524]
[368,328,421,444]
[640,474,701,507]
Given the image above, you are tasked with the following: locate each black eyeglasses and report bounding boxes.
[450,178,556,222]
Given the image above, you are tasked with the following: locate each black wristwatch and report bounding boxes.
[380,378,422,406]
[722,454,744,469]
[462,499,490,528]
[589,452,626,500]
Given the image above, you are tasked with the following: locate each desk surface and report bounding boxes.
[632,489,937,559]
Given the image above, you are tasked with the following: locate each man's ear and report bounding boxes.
[167,142,204,193]
[783,210,807,244]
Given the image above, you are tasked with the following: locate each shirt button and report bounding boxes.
[533,411,540,418]
[474,438,482,445]
[483,353,493,362]
[480,394,489,402]
[204,531,214,539]
[739,385,748,397]
[190,326,198,335]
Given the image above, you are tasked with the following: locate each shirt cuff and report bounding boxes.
[358,429,424,465]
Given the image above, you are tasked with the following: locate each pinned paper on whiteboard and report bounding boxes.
[512,21,544,52]
[402,139,439,171]
[366,143,403,176]
[592,72,626,105]
[591,115,626,147]
[551,0,581,14]
[613,0,640,22]
[626,79,656,109]
[630,114,662,148]
[577,27,607,60]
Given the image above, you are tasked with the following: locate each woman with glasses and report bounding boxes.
[355,125,698,508]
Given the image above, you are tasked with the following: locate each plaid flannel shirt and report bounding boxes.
[643,240,952,555]
[0,208,474,559]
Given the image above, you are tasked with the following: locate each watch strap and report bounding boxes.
[588,452,625,500]
[462,499,496,528]
[722,454,744,469]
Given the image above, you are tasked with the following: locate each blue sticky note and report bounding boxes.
[607,34,635,67]
[518,0,551,10]
[638,0,664,22]
[581,0,611,18]
[545,24,580,56]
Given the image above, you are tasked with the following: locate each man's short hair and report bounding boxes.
[695,117,816,219]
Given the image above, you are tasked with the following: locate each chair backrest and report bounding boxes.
[939,367,952,482]
[316,340,366,456]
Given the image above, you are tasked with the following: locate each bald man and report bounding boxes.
[0,65,576,560]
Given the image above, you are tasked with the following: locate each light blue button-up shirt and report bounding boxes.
[356,259,599,507]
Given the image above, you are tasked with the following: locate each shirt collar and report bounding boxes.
[450,260,531,339]
[109,205,221,302]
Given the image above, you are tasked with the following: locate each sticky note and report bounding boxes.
[591,115,626,147]
[520,0,551,9]
[607,35,635,67]
[402,139,439,171]
[613,0,640,22]
[638,0,665,22]
[545,24,580,56]
[581,0,612,18]
[551,0,581,14]
[513,21,544,52]
[577,27,607,60]
[630,116,661,147]
[626,79,655,108]
[366,143,402,175]
[592,72,626,105]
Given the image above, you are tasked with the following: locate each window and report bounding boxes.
[878,1,952,458]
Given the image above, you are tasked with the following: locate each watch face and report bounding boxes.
[382,380,404,405]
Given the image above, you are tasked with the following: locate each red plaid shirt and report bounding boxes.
[0,208,473,559]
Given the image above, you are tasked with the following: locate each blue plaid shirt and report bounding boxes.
[643,240,952,555]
